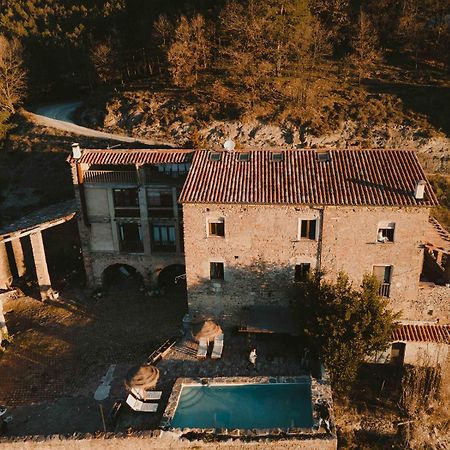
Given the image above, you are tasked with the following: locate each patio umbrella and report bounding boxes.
[125,364,160,392]
[192,320,222,342]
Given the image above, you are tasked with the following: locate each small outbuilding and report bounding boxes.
[370,322,450,366]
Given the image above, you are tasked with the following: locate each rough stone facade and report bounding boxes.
[320,205,430,320]
[416,284,450,323]
[183,203,431,324]
[183,204,320,324]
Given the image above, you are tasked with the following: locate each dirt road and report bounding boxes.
[29,102,175,147]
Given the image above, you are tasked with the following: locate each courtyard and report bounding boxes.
[0,283,321,438]
[0,283,187,436]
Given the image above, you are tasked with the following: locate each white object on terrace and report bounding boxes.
[130,387,162,401]
[211,333,224,359]
[197,337,208,359]
[126,394,158,412]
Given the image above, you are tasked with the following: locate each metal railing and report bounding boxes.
[83,170,138,184]
[379,283,391,297]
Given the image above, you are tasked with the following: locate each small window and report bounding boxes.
[209,152,222,161]
[300,219,317,240]
[377,223,395,243]
[238,153,250,162]
[271,152,283,162]
[295,263,310,282]
[316,151,330,162]
[210,262,224,280]
[209,220,225,237]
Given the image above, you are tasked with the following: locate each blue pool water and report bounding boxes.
[171,383,313,429]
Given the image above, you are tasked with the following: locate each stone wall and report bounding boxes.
[89,251,185,287]
[321,206,430,320]
[183,203,432,325]
[183,204,321,324]
[368,341,449,366]
[0,433,336,450]
[415,284,450,323]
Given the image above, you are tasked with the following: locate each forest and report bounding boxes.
[0,0,449,228]
[0,0,448,134]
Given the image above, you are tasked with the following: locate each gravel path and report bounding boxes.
[29,102,175,148]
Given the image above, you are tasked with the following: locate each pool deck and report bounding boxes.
[158,332,309,379]
[150,332,336,445]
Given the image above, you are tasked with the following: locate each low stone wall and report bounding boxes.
[0,432,336,450]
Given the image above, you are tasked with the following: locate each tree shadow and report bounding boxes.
[364,56,450,135]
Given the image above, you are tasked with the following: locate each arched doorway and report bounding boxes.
[102,264,144,291]
[157,264,186,289]
[157,264,187,314]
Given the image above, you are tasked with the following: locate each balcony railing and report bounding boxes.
[119,240,144,253]
[379,283,391,297]
[83,170,138,184]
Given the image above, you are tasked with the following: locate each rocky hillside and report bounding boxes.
[79,87,449,174]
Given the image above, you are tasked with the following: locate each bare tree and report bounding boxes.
[167,14,210,88]
[0,35,27,114]
[351,10,381,86]
[153,14,173,50]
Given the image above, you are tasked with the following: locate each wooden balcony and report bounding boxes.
[83,170,138,185]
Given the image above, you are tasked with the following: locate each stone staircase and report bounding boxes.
[429,217,450,247]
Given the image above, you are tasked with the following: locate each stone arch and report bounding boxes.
[101,263,144,290]
[157,264,186,288]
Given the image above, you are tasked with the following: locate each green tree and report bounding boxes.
[296,272,397,392]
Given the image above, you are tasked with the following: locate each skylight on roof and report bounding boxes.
[271,152,283,162]
[238,153,250,162]
[209,152,222,161]
[316,151,330,162]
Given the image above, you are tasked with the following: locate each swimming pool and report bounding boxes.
[170,382,313,430]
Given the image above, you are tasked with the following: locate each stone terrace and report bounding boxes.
[157,332,310,379]
[115,331,315,431]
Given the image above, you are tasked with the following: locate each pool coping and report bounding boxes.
[161,375,335,440]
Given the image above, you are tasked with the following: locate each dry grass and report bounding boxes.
[400,354,450,449]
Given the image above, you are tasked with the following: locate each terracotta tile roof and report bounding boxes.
[392,324,450,344]
[69,148,194,165]
[179,149,438,206]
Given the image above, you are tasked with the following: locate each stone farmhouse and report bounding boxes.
[69,146,439,326]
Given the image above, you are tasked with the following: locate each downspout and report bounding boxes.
[76,162,90,228]
[317,207,325,274]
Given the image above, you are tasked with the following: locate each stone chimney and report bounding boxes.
[72,143,81,160]
[414,180,426,200]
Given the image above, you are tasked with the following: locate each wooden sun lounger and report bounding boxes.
[211,333,224,359]
[197,337,208,359]
[126,394,158,412]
